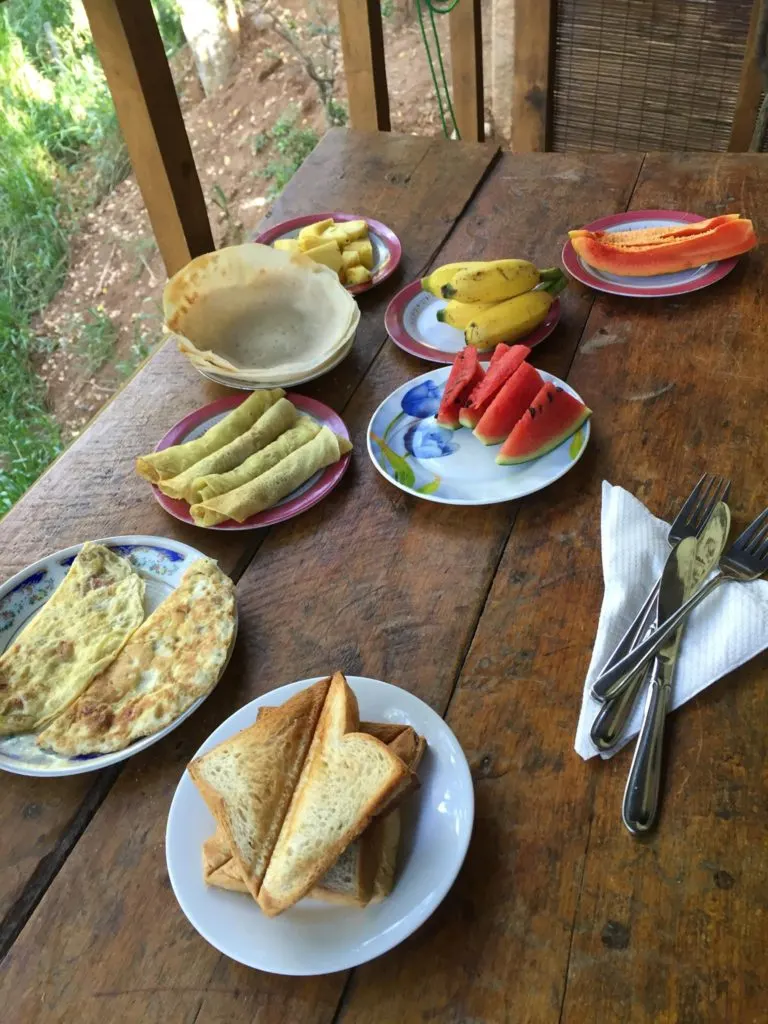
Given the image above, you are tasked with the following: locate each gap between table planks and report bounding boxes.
[0,128,497,961]
[0,151,645,1023]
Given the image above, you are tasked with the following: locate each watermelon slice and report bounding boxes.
[458,344,530,429]
[488,342,511,365]
[497,381,591,465]
[473,362,544,445]
[436,347,484,429]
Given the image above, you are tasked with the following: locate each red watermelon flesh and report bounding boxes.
[497,381,591,465]
[473,362,544,445]
[436,347,484,429]
[458,344,531,429]
[489,342,511,365]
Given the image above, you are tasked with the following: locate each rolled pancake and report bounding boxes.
[190,426,352,526]
[159,398,299,504]
[195,416,320,502]
[37,559,236,756]
[0,574,145,735]
[165,244,360,380]
[136,388,285,483]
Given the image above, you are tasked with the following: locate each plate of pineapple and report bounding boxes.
[385,260,565,364]
[254,213,402,294]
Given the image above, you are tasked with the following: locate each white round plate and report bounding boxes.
[367,366,590,505]
[166,675,474,975]
[561,209,738,298]
[0,536,237,777]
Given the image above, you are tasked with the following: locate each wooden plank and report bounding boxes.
[0,130,496,1020]
[511,0,555,152]
[337,0,391,132]
[729,0,765,151]
[558,152,768,1023]
[450,0,485,142]
[82,0,213,275]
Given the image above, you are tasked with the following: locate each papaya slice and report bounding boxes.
[571,217,757,277]
[568,214,742,248]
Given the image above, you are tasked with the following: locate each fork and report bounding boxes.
[590,474,731,707]
[595,506,768,698]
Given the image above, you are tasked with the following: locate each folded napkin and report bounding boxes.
[575,481,768,760]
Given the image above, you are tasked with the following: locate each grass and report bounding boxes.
[259,107,320,196]
[0,0,182,516]
[73,306,119,376]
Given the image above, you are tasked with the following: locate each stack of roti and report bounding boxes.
[136,390,351,527]
[0,543,236,756]
[165,244,361,386]
[190,672,426,915]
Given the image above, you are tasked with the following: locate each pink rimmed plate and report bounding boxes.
[384,280,561,364]
[151,393,351,530]
[561,209,739,298]
[253,211,402,295]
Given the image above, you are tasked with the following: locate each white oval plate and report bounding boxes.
[166,675,474,975]
[367,366,590,505]
[0,536,237,777]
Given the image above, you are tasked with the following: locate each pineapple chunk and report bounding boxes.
[305,240,343,275]
[297,218,334,243]
[345,264,373,286]
[344,239,374,270]
[298,233,333,253]
[273,238,300,253]
[323,220,369,245]
[341,249,361,272]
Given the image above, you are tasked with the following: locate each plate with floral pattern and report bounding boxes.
[367,367,590,505]
[0,536,237,777]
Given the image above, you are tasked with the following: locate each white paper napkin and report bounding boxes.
[575,481,768,760]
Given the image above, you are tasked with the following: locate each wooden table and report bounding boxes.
[1,130,766,1024]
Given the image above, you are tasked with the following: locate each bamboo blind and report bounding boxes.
[552,0,757,151]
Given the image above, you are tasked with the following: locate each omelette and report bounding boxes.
[37,558,236,756]
[0,544,145,736]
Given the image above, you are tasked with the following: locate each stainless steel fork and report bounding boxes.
[590,474,731,708]
[596,506,768,697]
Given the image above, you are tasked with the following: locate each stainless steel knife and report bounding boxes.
[622,502,731,833]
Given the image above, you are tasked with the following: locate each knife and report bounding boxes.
[622,502,731,833]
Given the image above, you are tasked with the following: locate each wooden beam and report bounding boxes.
[449,0,484,142]
[729,0,765,151]
[82,0,213,276]
[511,0,555,152]
[337,0,391,131]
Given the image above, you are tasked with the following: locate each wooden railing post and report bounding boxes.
[337,0,391,131]
[82,0,214,276]
[729,0,765,151]
[510,0,555,152]
[449,0,484,142]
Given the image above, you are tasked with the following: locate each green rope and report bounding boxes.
[415,0,462,140]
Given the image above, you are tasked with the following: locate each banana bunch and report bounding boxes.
[422,259,567,349]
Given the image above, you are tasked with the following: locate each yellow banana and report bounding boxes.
[436,299,496,330]
[443,260,540,303]
[464,290,554,349]
[421,261,489,297]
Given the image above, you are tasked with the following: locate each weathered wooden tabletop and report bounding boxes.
[1,129,766,1024]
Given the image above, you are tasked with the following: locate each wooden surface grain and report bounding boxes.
[2,138,767,1024]
[510,0,555,152]
[449,0,485,142]
[337,0,391,132]
[0,129,495,962]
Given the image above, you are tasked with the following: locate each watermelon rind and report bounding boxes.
[496,383,591,465]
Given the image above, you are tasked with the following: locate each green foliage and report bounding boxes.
[327,98,348,126]
[73,306,119,376]
[381,0,395,18]
[260,108,319,196]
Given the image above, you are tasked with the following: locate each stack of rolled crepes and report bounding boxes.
[136,390,351,527]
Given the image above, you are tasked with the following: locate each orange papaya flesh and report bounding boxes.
[568,214,742,247]
[571,218,756,276]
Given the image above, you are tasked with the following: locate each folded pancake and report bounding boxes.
[194,416,320,502]
[136,388,285,483]
[165,244,360,382]
[190,426,352,526]
[0,552,145,736]
[37,559,236,756]
[158,398,299,504]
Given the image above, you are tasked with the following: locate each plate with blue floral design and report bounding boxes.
[0,536,237,778]
[367,367,590,505]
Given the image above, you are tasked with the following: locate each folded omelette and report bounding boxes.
[37,558,236,756]
[0,544,145,736]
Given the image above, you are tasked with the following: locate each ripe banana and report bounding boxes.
[464,272,566,348]
[421,261,489,297]
[436,299,496,330]
[443,259,540,303]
